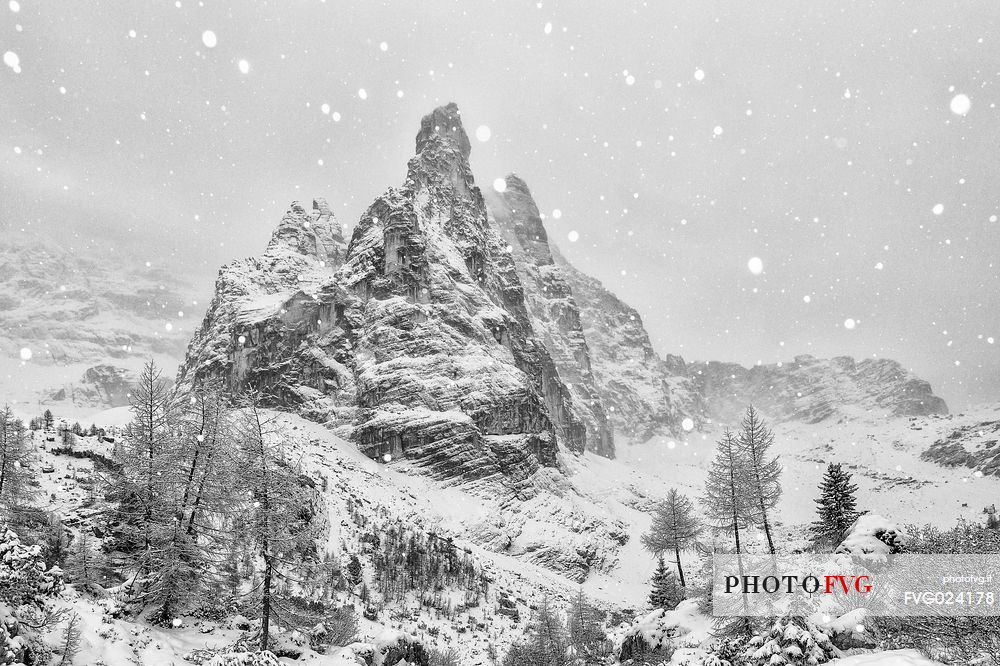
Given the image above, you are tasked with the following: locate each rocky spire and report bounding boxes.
[265,198,346,267]
[415,102,471,161]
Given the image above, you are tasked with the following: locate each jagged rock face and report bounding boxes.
[178,198,356,418]
[181,104,586,486]
[549,245,707,441]
[687,354,949,425]
[487,175,615,457]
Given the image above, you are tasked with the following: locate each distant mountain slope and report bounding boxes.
[684,354,948,425]
[0,237,199,414]
[0,237,195,363]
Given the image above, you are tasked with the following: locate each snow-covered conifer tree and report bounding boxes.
[642,487,700,586]
[736,406,781,554]
[811,463,860,549]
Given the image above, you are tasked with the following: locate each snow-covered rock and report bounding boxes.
[614,599,713,660]
[44,364,136,409]
[836,514,907,555]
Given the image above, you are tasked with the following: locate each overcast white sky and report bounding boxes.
[2,0,998,407]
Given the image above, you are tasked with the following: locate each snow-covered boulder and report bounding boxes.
[614,599,713,661]
[836,515,906,555]
[329,629,429,666]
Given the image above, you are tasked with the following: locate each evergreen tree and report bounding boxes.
[566,588,610,664]
[648,556,684,611]
[744,616,836,665]
[0,406,36,509]
[43,409,54,429]
[504,596,569,666]
[66,530,103,593]
[234,393,321,652]
[115,359,178,563]
[346,555,363,587]
[736,406,782,554]
[113,358,202,622]
[811,463,860,549]
[702,429,749,553]
[642,488,700,586]
[177,380,236,538]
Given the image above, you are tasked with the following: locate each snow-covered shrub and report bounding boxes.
[836,515,906,555]
[744,616,837,666]
[204,651,282,666]
[0,528,65,665]
[0,529,65,606]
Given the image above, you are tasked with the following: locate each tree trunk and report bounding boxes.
[261,550,272,652]
[760,498,775,554]
[673,544,685,587]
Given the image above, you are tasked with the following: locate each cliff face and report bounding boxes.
[181,104,585,487]
[686,354,948,425]
[548,244,707,440]
[487,176,615,457]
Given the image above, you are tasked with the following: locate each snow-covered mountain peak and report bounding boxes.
[414,101,472,161]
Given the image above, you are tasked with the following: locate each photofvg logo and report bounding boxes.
[712,554,1000,618]
[722,572,872,596]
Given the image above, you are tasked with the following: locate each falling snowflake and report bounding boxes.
[681,417,694,431]
[694,68,705,82]
[475,125,491,142]
[358,88,367,100]
[932,203,944,215]
[201,30,217,48]
[379,41,388,52]
[4,51,21,73]
[382,453,392,463]
[18,347,31,361]
[844,318,857,330]
[492,177,507,193]
[544,22,552,35]
[238,59,250,74]
[567,230,579,242]
[949,93,971,116]
[747,257,763,275]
